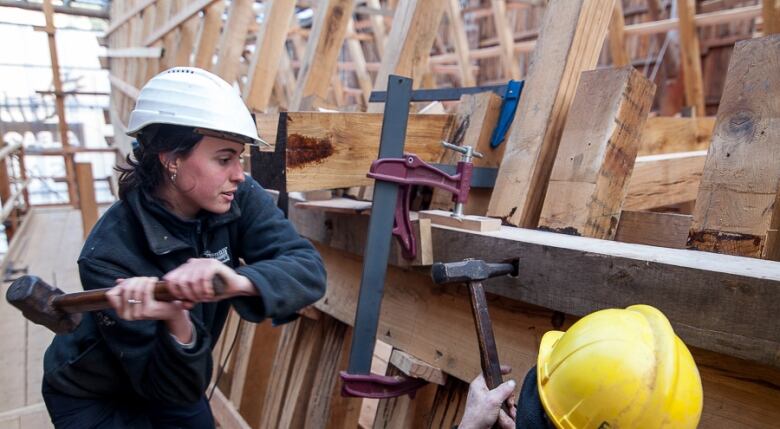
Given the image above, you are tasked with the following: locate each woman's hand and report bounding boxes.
[460,365,517,429]
[162,258,256,302]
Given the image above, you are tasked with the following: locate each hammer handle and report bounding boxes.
[468,281,512,422]
[50,275,228,314]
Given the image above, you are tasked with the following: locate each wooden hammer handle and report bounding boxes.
[51,275,228,314]
[468,280,512,423]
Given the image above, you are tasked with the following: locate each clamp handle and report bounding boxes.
[442,141,484,161]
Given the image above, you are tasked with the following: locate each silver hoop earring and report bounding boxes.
[170,171,177,183]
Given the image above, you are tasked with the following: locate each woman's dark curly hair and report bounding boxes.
[116,124,204,200]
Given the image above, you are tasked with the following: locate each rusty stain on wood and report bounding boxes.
[687,229,764,258]
[287,134,335,168]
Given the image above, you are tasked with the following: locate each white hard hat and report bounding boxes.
[127,67,267,146]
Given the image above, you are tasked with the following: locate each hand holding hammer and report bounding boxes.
[431,259,517,427]
[6,274,227,334]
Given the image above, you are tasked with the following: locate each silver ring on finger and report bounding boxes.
[128,299,143,305]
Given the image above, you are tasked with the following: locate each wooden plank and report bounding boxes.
[104,0,156,36]
[445,0,475,87]
[368,0,447,112]
[74,162,98,238]
[614,211,692,248]
[109,74,140,100]
[193,1,225,70]
[312,243,780,427]
[213,0,255,84]
[290,0,355,111]
[425,377,469,428]
[289,201,780,367]
[486,0,616,227]
[389,349,446,385]
[638,116,715,155]
[324,327,362,429]
[210,388,252,429]
[419,210,501,232]
[608,0,629,66]
[303,316,349,427]
[234,322,281,426]
[677,0,706,116]
[244,0,297,112]
[252,112,456,192]
[539,67,655,239]
[492,0,521,80]
[624,151,706,211]
[688,36,780,260]
[172,11,199,67]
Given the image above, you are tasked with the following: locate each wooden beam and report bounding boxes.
[615,211,692,249]
[74,163,98,238]
[366,0,388,58]
[539,67,655,239]
[108,74,140,100]
[172,11,199,67]
[677,0,706,116]
[492,0,521,80]
[144,0,218,47]
[312,243,780,426]
[244,0,297,112]
[389,349,446,385]
[345,19,373,108]
[193,1,226,70]
[764,0,780,35]
[624,151,706,211]
[104,0,156,36]
[251,112,456,192]
[213,0,255,84]
[368,0,447,112]
[210,388,252,429]
[297,199,780,367]
[445,0,475,87]
[608,0,630,66]
[289,0,355,111]
[638,116,715,155]
[487,0,616,227]
[688,36,780,260]
[42,0,78,208]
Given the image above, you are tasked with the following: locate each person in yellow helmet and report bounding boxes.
[459,305,704,429]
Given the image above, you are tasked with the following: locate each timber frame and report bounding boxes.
[96,1,780,428]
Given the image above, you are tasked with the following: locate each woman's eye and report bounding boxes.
[218,158,231,165]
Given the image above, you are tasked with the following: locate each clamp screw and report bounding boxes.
[442,141,483,162]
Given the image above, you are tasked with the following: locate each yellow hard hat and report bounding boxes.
[536,305,703,429]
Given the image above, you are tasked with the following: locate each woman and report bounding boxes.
[41,67,327,428]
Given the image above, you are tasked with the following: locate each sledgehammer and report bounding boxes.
[431,259,517,421]
[6,275,226,334]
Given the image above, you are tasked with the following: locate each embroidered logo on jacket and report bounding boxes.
[203,246,231,263]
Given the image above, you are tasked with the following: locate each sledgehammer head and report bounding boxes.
[6,275,81,334]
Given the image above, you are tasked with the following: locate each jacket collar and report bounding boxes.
[126,188,241,255]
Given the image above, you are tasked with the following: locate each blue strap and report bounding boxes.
[489,80,525,148]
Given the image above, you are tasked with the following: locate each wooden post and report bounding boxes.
[213,0,255,84]
[486,0,616,227]
[368,0,447,112]
[42,0,78,208]
[75,162,98,238]
[763,0,780,35]
[346,19,374,108]
[445,0,475,87]
[676,0,706,116]
[539,67,655,239]
[289,0,355,111]
[193,1,225,70]
[0,136,14,241]
[608,0,630,67]
[244,0,297,112]
[366,0,388,58]
[492,0,521,80]
[688,36,780,260]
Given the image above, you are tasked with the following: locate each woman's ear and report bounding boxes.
[159,152,178,175]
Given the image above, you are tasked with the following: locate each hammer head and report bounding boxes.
[6,275,81,334]
[431,259,517,285]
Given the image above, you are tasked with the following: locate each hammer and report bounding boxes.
[431,259,516,421]
[6,275,226,334]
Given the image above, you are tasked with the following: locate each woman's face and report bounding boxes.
[169,136,246,217]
